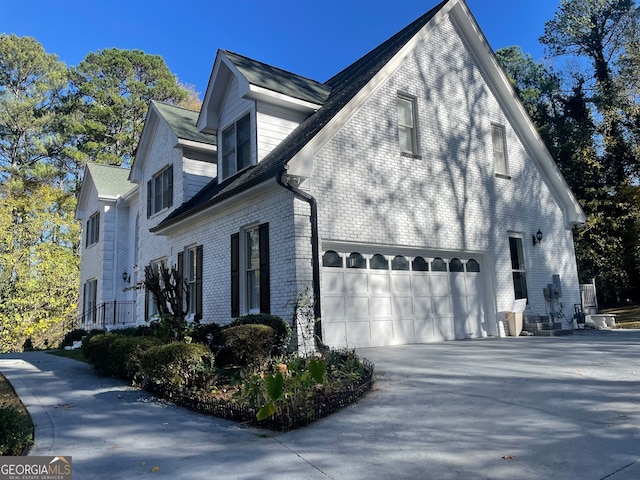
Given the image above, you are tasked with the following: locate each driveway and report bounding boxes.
[1,330,639,479]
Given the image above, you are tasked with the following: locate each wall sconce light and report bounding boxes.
[532,229,543,246]
[122,271,130,283]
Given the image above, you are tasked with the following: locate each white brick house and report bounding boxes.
[76,0,586,347]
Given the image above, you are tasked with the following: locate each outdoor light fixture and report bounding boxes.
[122,271,130,283]
[532,229,543,246]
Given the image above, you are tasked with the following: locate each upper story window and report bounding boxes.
[491,124,509,177]
[397,94,418,155]
[147,166,173,217]
[86,212,99,247]
[222,113,251,179]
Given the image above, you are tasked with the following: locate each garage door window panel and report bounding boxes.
[323,250,343,267]
[432,257,447,272]
[370,254,389,270]
[412,256,429,271]
[466,259,480,272]
[392,255,410,270]
[450,258,464,272]
[347,252,366,269]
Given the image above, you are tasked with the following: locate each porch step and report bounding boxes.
[523,316,573,337]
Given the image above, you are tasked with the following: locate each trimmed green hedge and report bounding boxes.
[231,314,291,355]
[137,343,215,397]
[223,324,275,369]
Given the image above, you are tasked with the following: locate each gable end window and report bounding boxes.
[222,113,251,179]
[491,124,509,177]
[86,212,99,247]
[231,223,270,317]
[397,94,419,156]
[147,166,173,217]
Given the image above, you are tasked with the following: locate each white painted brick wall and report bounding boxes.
[310,16,581,328]
[163,187,309,326]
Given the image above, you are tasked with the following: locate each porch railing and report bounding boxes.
[77,301,137,330]
[579,278,598,314]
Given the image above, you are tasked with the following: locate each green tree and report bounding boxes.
[69,48,189,166]
[0,179,80,352]
[540,0,640,303]
[0,35,79,352]
[0,34,69,184]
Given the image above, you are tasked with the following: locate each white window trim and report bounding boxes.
[148,166,173,217]
[185,245,198,318]
[397,93,419,156]
[221,112,252,180]
[244,225,261,314]
[86,212,99,247]
[492,123,509,177]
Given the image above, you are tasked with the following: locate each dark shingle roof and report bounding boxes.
[153,101,217,146]
[153,0,447,232]
[223,51,331,106]
[87,163,135,198]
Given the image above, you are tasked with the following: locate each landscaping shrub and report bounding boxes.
[189,322,225,350]
[82,333,120,375]
[223,324,275,369]
[110,336,163,380]
[0,405,33,455]
[61,328,87,347]
[231,314,291,355]
[82,334,162,379]
[138,343,215,397]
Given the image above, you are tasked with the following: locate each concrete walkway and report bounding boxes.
[1,330,640,479]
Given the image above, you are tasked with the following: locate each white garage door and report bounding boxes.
[322,249,488,348]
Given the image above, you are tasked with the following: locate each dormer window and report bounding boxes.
[147,166,173,217]
[222,113,251,179]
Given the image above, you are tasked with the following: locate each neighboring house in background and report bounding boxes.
[76,0,586,348]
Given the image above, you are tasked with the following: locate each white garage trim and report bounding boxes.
[321,244,492,348]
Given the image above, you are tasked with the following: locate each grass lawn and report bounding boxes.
[600,304,640,328]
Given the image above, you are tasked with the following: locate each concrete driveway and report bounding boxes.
[1,330,639,479]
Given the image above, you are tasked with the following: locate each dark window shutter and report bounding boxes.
[168,166,174,208]
[144,288,149,320]
[96,212,100,243]
[259,223,270,314]
[231,233,240,318]
[83,282,87,314]
[146,181,152,218]
[177,250,184,311]
[195,245,203,321]
[85,220,90,247]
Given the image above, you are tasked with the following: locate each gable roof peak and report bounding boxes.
[220,49,332,106]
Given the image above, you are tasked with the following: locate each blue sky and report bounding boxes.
[2,0,560,98]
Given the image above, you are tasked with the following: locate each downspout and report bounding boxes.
[276,169,322,341]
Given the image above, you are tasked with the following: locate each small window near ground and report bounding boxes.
[412,256,429,271]
[323,251,343,268]
[370,254,389,270]
[466,259,480,272]
[392,255,410,271]
[347,252,366,269]
[450,258,464,272]
[432,257,447,272]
